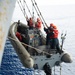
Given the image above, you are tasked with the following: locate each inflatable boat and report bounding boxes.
[8,22,72,70]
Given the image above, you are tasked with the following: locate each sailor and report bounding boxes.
[50,24,63,54]
[35,18,42,30]
[16,32,22,42]
[44,23,54,46]
[17,20,23,33]
[26,16,34,29]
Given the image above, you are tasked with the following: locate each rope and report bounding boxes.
[8,36,52,56]
[32,0,34,18]
[17,0,32,18]
[60,64,62,75]
[31,0,43,25]
[32,0,48,28]
[23,0,32,17]
[54,66,55,75]
[23,0,25,17]
[31,0,46,28]
[17,0,27,18]
[17,0,48,28]
[53,64,62,75]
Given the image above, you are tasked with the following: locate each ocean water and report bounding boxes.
[0,4,75,75]
[0,39,46,75]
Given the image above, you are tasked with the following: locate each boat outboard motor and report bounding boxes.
[61,53,72,63]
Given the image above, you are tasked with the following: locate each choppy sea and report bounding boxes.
[0,4,75,75]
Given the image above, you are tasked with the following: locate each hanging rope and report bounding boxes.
[31,0,44,27]
[23,0,32,17]
[31,0,47,28]
[17,0,32,19]
[32,0,34,18]
[60,64,62,75]
[23,3,25,17]
[17,0,48,28]
[54,66,55,75]
[8,36,52,56]
[17,0,27,18]
[31,0,48,28]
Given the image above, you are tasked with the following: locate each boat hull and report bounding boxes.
[8,22,72,69]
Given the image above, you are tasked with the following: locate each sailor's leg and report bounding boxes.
[50,39,56,49]
[56,39,63,54]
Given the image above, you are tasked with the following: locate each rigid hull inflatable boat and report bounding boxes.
[8,22,72,69]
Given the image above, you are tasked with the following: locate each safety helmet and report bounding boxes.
[53,25,57,29]
[50,23,54,27]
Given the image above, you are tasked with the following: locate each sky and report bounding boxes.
[12,0,75,23]
[25,0,75,5]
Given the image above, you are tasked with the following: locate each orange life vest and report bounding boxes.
[29,19,33,27]
[35,21,42,29]
[16,32,22,41]
[53,29,59,38]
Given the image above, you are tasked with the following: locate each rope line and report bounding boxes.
[17,0,32,19]
[33,0,48,27]
[60,64,62,75]
[17,0,48,28]
[31,0,46,28]
[8,36,52,56]
[23,0,32,17]
[31,0,48,28]
[17,0,27,18]
[31,0,43,25]
[54,66,55,75]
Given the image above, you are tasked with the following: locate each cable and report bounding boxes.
[54,66,55,75]
[32,0,48,28]
[17,0,32,18]
[8,36,52,56]
[31,0,46,28]
[17,0,27,18]
[23,0,32,17]
[60,64,62,75]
